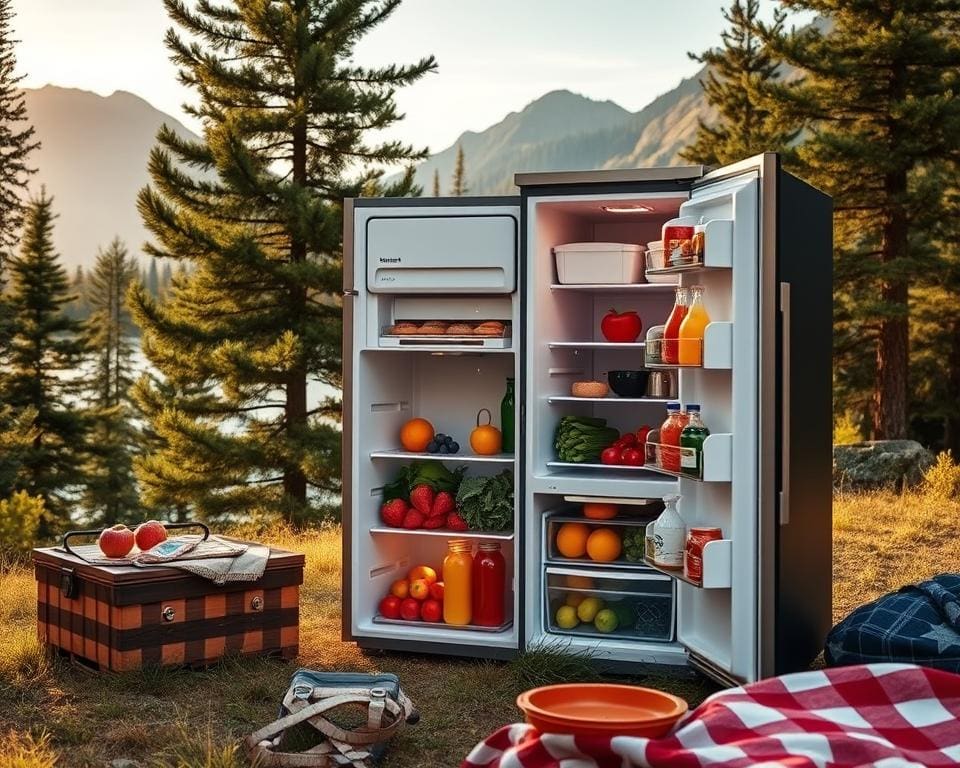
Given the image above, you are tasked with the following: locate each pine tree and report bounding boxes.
[432,169,440,196]
[4,190,85,532]
[0,0,38,254]
[82,238,140,523]
[451,144,467,196]
[761,1,960,439]
[132,0,435,525]
[147,258,160,298]
[66,264,89,321]
[681,0,798,166]
[159,260,173,299]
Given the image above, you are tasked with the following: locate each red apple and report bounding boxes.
[408,565,438,585]
[134,520,167,551]
[409,578,430,601]
[399,598,421,621]
[379,595,402,620]
[98,524,135,558]
[420,598,442,623]
[428,581,445,601]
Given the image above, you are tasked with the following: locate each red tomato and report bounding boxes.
[618,433,637,447]
[420,598,442,622]
[600,309,643,343]
[636,425,652,444]
[399,598,421,621]
[429,581,445,601]
[621,448,644,466]
[379,595,402,619]
[601,446,622,465]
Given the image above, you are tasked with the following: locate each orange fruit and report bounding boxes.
[408,565,438,585]
[389,579,409,599]
[400,418,434,452]
[556,522,590,559]
[582,502,618,520]
[586,528,622,562]
[470,410,502,455]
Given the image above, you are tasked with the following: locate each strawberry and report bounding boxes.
[402,509,426,529]
[446,512,469,531]
[409,484,435,515]
[422,514,447,529]
[381,499,408,528]
[430,491,455,518]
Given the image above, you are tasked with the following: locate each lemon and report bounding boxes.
[565,592,585,608]
[555,605,579,629]
[577,596,604,623]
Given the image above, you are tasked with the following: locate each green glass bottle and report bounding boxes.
[500,377,515,454]
[679,404,710,477]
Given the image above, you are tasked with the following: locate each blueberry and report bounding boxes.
[449,442,460,453]
[438,444,450,454]
[426,440,439,453]
[444,435,455,445]
[435,433,446,441]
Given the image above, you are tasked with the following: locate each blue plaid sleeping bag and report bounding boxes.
[826,574,960,671]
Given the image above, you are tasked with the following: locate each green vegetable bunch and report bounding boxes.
[455,470,514,531]
[623,528,646,563]
[554,416,619,463]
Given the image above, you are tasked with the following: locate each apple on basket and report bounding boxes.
[134,520,168,551]
[379,595,402,620]
[98,524,135,558]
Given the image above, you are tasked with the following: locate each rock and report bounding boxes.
[833,440,935,490]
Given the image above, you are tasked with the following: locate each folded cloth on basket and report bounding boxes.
[154,541,270,585]
[462,664,960,768]
[826,573,960,672]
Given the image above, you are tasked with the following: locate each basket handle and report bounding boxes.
[62,522,210,559]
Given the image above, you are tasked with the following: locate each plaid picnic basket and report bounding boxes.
[245,670,418,767]
[826,573,960,671]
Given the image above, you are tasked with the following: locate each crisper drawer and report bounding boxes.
[543,511,656,571]
[543,566,675,643]
[366,214,517,293]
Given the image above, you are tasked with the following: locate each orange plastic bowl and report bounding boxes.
[516,683,688,738]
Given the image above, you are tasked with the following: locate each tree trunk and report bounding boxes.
[284,109,309,524]
[872,179,909,440]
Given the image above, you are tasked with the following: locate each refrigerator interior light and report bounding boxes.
[601,203,654,213]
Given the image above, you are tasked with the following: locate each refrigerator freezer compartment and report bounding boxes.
[544,513,658,572]
[642,434,732,482]
[543,566,675,643]
[372,615,513,633]
[643,535,732,589]
[643,322,733,370]
[369,527,514,541]
[645,219,733,276]
[553,242,646,285]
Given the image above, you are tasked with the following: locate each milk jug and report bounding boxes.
[650,494,685,569]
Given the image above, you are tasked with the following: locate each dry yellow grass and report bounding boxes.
[0,493,954,767]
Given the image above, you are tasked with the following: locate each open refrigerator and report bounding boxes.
[341,154,833,685]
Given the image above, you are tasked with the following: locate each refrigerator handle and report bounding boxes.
[779,281,791,526]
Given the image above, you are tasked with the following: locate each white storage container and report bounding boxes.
[553,242,646,285]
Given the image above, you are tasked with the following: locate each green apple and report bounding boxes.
[594,608,619,633]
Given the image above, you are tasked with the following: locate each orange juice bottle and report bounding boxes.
[443,539,473,625]
[678,285,710,366]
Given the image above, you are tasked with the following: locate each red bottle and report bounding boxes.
[663,287,689,364]
[472,542,506,627]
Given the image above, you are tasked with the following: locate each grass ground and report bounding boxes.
[1,490,955,767]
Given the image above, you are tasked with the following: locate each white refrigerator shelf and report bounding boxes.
[641,434,733,483]
[370,449,515,464]
[643,538,732,589]
[373,615,513,633]
[549,283,677,292]
[369,526,514,540]
[547,396,671,405]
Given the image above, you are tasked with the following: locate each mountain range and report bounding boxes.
[20,71,711,269]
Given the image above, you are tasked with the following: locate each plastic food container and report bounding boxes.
[554,242,645,284]
[643,241,679,284]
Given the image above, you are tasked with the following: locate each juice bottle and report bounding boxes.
[443,539,473,625]
[659,402,684,472]
[680,404,710,477]
[678,285,710,366]
[662,287,689,364]
[472,542,506,627]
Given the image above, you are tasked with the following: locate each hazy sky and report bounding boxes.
[11,0,799,153]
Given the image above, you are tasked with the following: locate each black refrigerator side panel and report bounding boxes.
[775,172,833,673]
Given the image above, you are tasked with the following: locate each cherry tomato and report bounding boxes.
[618,433,637,447]
[601,446,622,465]
[635,425,652,444]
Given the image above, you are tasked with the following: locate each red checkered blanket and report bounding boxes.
[463,664,960,768]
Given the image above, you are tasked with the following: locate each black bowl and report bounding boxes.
[608,370,650,398]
